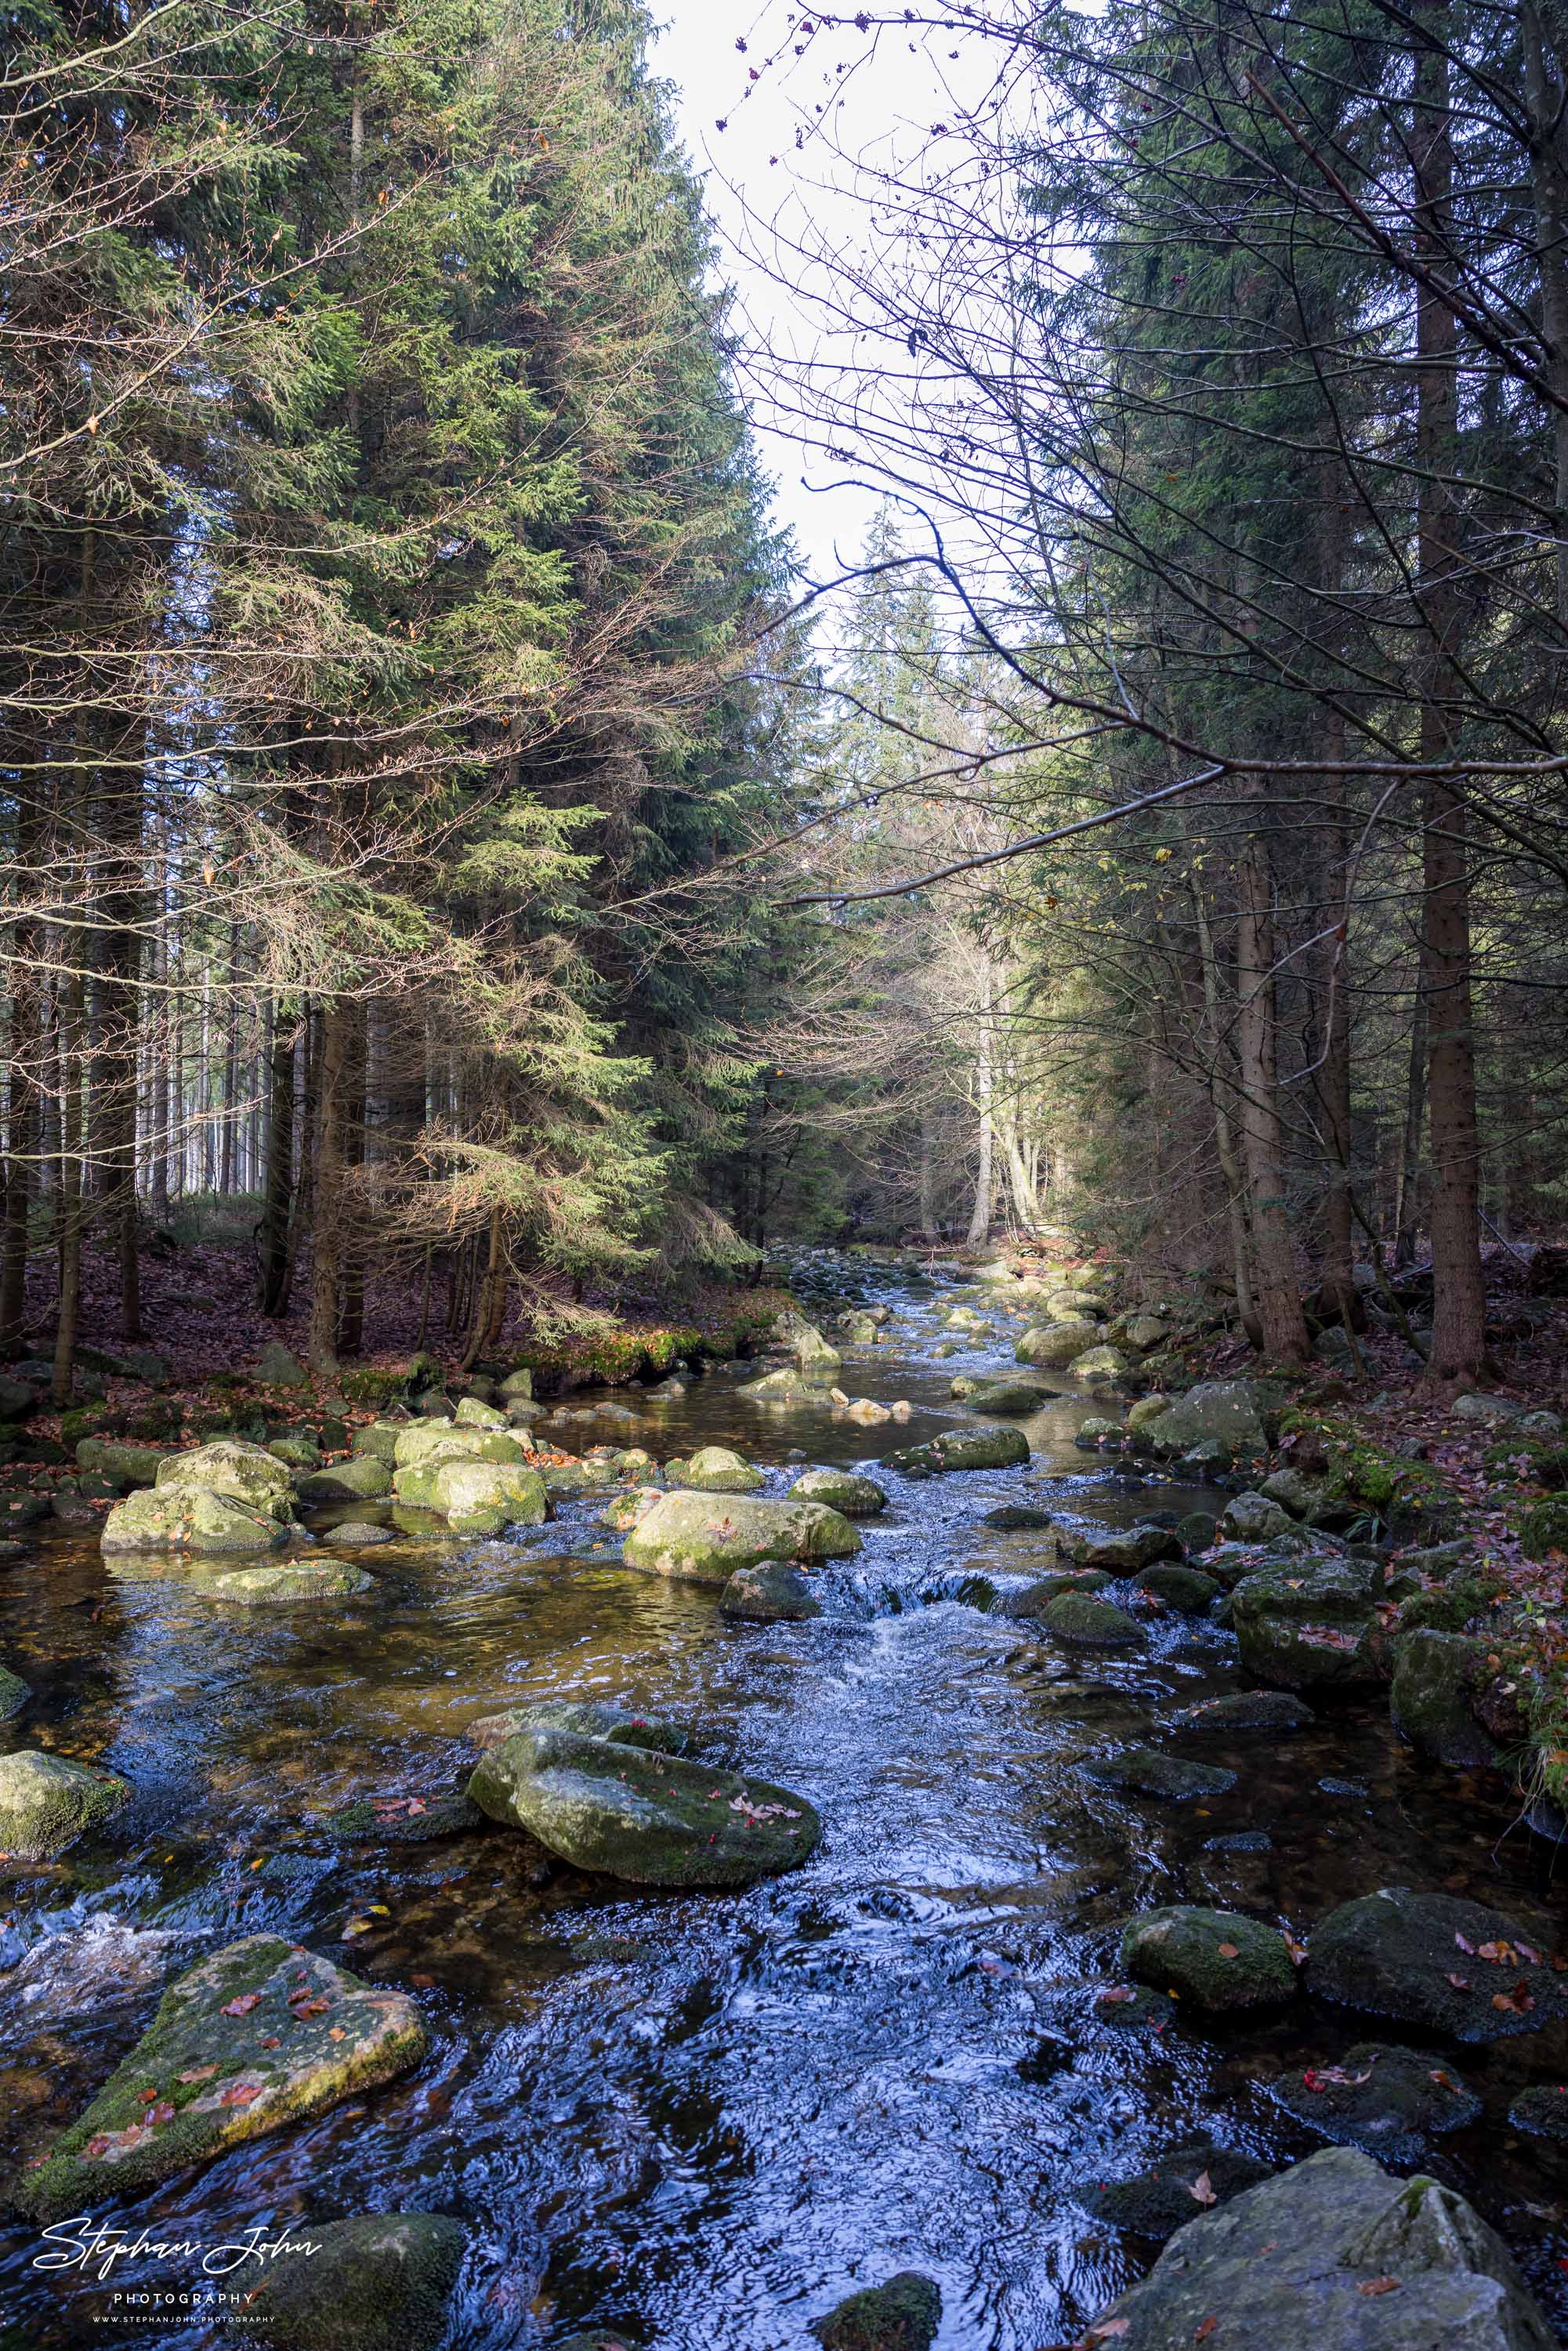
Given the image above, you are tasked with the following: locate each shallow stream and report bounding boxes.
[2,1255,1566,2346]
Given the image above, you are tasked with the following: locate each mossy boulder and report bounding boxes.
[467,1728,820,1886]
[1071,1343,1129,1378]
[929,1424,1030,1470]
[1006,1570,1113,1616]
[792,1325,844,1378]
[1139,1380,1272,1461]
[0,1748,129,1858]
[791,1467,888,1516]
[468,1699,684,1755]
[738,1366,817,1402]
[299,1455,393,1505]
[965,1378,1052,1415]
[1016,1320,1098,1368]
[1042,1592,1143,1646]
[102,1485,290,1556]
[13,1935,427,2222]
[1137,1562,1220,1612]
[1267,2041,1481,2161]
[600,1484,665,1532]
[75,1436,165,1487]
[1520,1498,1568,1560]
[1076,1522,1179,1573]
[1220,1491,1295,1544]
[1045,1287,1104,1320]
[252,1340,308,1387]
[324,1522,396,1547]
[720,1562,823,1621]
[243,2212,465,2351]
[268,1433,322,1472]
[1390,1630,1500,1767]
[1081,2137,1273,2237]
[1172,1690,1315,1737]
[1508,2084,1568,2143]
[351,1422,404,1465]
[453,1395,507,1429]
[809,2273,940,2351]
[1232,1557,1379,1690]
[1307,1889,1567,2041]
[1121,1904,1297,2011]
[1093,2146,1556,2351]
[1260,1466,1324,1520]
[1084,1747,1237,1801]
[201,1563,376,1605]
[1125,1393,1172,1433]
[623,1490,860,1582]
[156,1439,296,1521]
[0,1663,28,1719]
[669,1444,765,1494]
[392,1422,527,1471]
[429,1459,549,1533]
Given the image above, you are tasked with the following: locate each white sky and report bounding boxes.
[646,2,989,585]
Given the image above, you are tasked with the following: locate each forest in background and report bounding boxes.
[9,0,1568,1400]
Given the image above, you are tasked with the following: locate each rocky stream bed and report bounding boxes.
[0,1254,1566,2349]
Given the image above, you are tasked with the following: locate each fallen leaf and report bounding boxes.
[1359,2277,1400,2296]
[1189,2169,1218,2206]
[219,2081,263,2107]
[1447,1973,1471,1990]
[221,1993,263,2016]
[147,2101,176,2125]
[1216,1941,1240,1959]
[176,2066,219,2084]
[1194,2320,1219,2342]
[1454,1932,1476,1955]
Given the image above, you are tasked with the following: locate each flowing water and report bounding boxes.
[2,1255,1566,2347]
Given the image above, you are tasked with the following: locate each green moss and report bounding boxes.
[1519,1498,1568,1560]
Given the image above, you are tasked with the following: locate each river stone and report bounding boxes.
[0,1663,29,1718]
[1076,1523,1179,1573]
[1307,1888,1567,2041]
[1006,1570,1113,1616]
[268,1433,321,1471]
[1137,1562,1220,1612]
[720,1562,823,1621]
[1268,2041,1481,2161]
[930,1424,1030,1470]
[452,1395,506,1429]
[1083,1747,1237,1801]
[791,1467,887,1516]
[671,1444,765,1494]
[1017,1321,1098,1368]
[1074,1416,1122,1449]
[1042,1592,1143,1646]
[252,1339,309,1387]
[201,1563,375,1604]
[1140,1379,1270,1461]
[738,1366,817,1401]
[392,1422,528,1471]
[1096,2145,1556,2350]
[1093,1983,1178,2030]
[1260,1466,1323,1520]
[243,2212,465,2351]
[1045,1287,1104,1320]
[102,1486,290,1555]
[429,1459,549,1532]
[0,1748,130,1859]
[324,1520,396,1545]
[1081,2137,1274,2237]
[13,1935,428,2222]
[1071,1343,1128,1378]
[1220,1491,1295,1544]
[809,2273,940,2350]
[1121,1905,1297,2011]
[1173,1690,1315,1736]
[1232,1558,1378,1690]
[1390,1629,1499,1767]
[966,1378,1052,1416]
[299,1455,393,1504]
[600,1484,665,1531]
[623,1490,860,1581]
[1123,1314,1169,1351]
[1508,2084,1568,2142]
[981,1502,1055,1530]
[467,1729,820,1886]
[352,1422,404,1463]
[325,1794,482,1845]
[1453,1389,1526,1426]
[75,1436,166,1487]
[469,1699,685,1755]
[156,1439,296,1520]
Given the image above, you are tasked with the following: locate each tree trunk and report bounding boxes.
[52,964,84,1406]
[1393,978,1428,1266]
[918,1107,939,1241]
[965,1012,994,1249]
[1234,835,1310,1361]
[306,1001,349,1374]
[257,1006,295,1315]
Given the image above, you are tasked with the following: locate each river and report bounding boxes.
[1,1253,1564,2346]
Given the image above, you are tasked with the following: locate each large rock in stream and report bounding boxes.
[1016,1320,1099,1369]
[0,1748,130,1858]
[1390,1628,1500,1767]
[101,1485,290,1556]
[668,1444,766,1493]
[1138,1379,1273,1462]
[156,1439,297,1519]
[622,1489,860,1581]
[1121,1905,1297,2011]
[1232,1556,1379,1690]
[1092,2145,1556,2351]
[1305,1888,1568,2041]
[467,1727,820,1886]
[13,1936,427,2221]
[809,2272,941,2349]
[791,1466,888,1516]
[243,2212,465,2351]
[429,1458,549,1533]
[1266,2041,1481,2161]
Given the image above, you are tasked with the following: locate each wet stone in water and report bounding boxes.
[1082,1745,1237,1801]
[324,1791,483,1844]
[242,2212,465,2351]
[1121,1905,1298,2012]
[1171,1690,1315,1736]
[1508,2084,1568,2143]
[1305,1888,1567,2043]
[1080,2135,1275,2237]
[809,2272,942,2351]
[1268,2041,1482,2161]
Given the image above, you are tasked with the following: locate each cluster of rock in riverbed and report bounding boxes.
[3,1265,1567,2348]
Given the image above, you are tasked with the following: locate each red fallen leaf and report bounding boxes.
[1476,1940,1512,1964]
[1216,1941,1240,1959]
[219,2081,263,2107]
[288,1994,331,2017]
[328,2026,345,2041]
[1098,1986,1135,2004]
[409,1973,435,1989]
[1195,2320,1219,2342]
[1189,2169,1218,2206]
[407,1798,426,1814]
[221,1992,263,2016]
[176,2066,219,2084]
[259,2036,281,2049]
[1359,2277,1400,2296]
[1447,1973,1471,1990]
[1454,1932,1476,1955]
[1430,2070,1459,2091]
[1494,1984,1536,2015]
[139,2086,159,2103]
[147,2102,176,2125]
[1302,2066,1373,2092]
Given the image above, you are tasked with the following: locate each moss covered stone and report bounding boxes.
[1520,1498,1568,1560]
[468,1699,685,1755]
[1083,1746,1237,1800]
[1220,1491,1295,1543]
[429,1459,549,1533]
[1172,1690,1315,1736]
[668,1444,766,1494]
[299,1456,393,1505]
[1016,1320,1098,1368]
[1232,1557,1378,1690]
[244,2212,465,2351]
[201,1563,376,1604]
[1092,2146,1556,2351]
[1006,1570,1113,1616]
[720,1559,823,1618]
[600,1484,664,1532]
[1508,2085,1568,2143]
[467,1727,819,1886]
[268,1433,321,1471]
[102,1485,289,1556]
[1268,2041,1481,2161]
[1137,1562,1221,1612]
[809,2273,941,2351]
[392,1423,527,1472]
[0,1748,129,1858]
[1121,1904,1296,2011]
[352,1422,404,1464]
[1081,2137,1274,2237]
[1071,1343,1129,1378]
[13,1935,427,2222]
[1391,1630,1499,1767]
[156,1440,296,1520]
[0,1662,29,1719]
[454,1396,507,1429]
[1077,1522,1179,1573]
[791,1467,887,1516]
[1307,1888,1568,2041]
[75,1436,165,1487]
[623,1490,860,1582]
[1041,1591,1143,1645]
[324,1522,396,1547]
[961,1377,1050,1416]
[324,1794,481,1845]
[929,1424,1030,1470]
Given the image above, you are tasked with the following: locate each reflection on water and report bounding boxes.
[1,1259,1566,2347]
